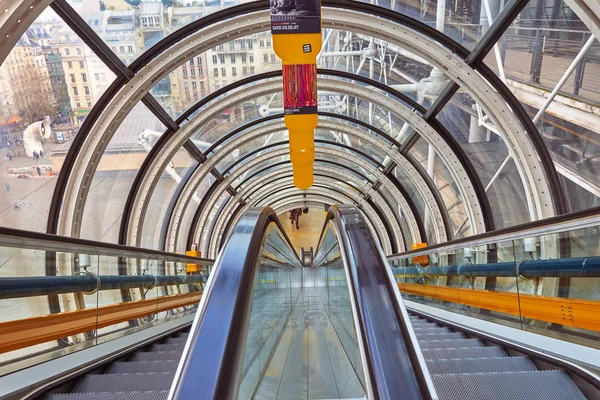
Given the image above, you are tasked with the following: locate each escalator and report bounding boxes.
[43,327,191,399]
[31,205,600,399]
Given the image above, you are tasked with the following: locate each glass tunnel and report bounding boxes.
[0,0,600,398]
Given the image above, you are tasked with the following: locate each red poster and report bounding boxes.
[283,64,317,115]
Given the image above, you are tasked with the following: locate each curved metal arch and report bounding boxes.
[185,111,446,241]
[50,3,564,256]
[167,120,422,252]
[211,180,395,255]
[152,77,483,255]
[212,188,391,258]
[194,146,413,254]
[211,168,405,253]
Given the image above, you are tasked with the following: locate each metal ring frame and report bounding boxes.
[212,175,401,255]
[194,146,401,254]
[49,5,564,250]
[165,120,418,250]
[21,0,578,314]
[215,167,407,248]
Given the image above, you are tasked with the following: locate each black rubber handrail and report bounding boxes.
[314,204,436,400]
[170,207,300,399]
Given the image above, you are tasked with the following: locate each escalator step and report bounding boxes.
[72,373,175,393]
[129,351,182,362]
[421,346,506,359]
[106,361,180,374]
[149,343,185,352]
[432,370,586,400]
[426,356,537,374]
[412,327,452,334]
[45,391,168,400]
[164,337,188,345]
[419,338,483,349]
[416,332,465,341]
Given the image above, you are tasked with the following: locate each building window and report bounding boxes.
[184,82,189,91]
[200,82,205,90]
[259,40,264,47]
[67,61,73,68]
[76,101,81,108]
[70,74,76,83]
[194,93,198,101]
[192,81,197,90]
[189,58,194,66]
[221,68,226,76]
[218,43,224,51]
[230,54,236,63]
[212,55,217,63]
[186,93,190,101]
[266,39,271,47]
[73,87,79,96]
[84,86,89,95]
[243,66,248,76]
[183,68,188,77]
[250,66,255,74]
[190,68,195,76]
[81,73,87,82]
[119,46,125,53]
[249,55,254,63]
[247,40,253,49]
[198,67,203,76]
[79,61,84,68]
[128,45,133,53]
[271,54,276,63]
[240,40,246,50]
[229,41,235,51]
[196,57,202,65]
[263,54,268,63]
[213,68,219,76]
[232,67,237,76]
[77,48,82,55]
[94,73,100,80]
[87,100,92,107]
[241,54,247,63]
[219,54,225,64]
[65,48,70,56]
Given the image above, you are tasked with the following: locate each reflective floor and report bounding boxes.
[254,288,365,400]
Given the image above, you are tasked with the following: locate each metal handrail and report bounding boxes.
[169,207,300,399]
[316,205,437,400]
[388,206,600,260]
[0,226,214,265]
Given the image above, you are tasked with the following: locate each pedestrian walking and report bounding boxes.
[36,166,41,176]
[4,182,10,193]
[39,150,44,159]
[6,152,12,161]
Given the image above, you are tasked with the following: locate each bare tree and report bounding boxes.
[12,64,57,125]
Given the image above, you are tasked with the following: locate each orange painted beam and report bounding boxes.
[398,283,600,332]
[0,292,202,354]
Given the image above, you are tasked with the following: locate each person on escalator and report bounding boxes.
[289,208,302,230]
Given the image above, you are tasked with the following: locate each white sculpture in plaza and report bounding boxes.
[23,116,52,158]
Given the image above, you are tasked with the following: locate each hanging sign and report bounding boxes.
[270,0,321,34]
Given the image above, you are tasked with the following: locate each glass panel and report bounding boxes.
[438,91,531,228]
[238,224,300,398]
[0,8,117,232]
[313,225,366,389]
[80,102,166,243]
[395,221,600,350]
[140,149,197,250]
[152,33,281,120]
[481,0,600,214]
[175,174,214,254]
[408,137,471,238]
